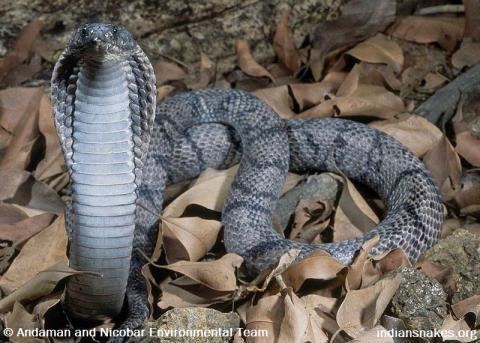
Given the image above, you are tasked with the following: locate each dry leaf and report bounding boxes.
[163,166,237,217]
[370,113,443,157]
[440,315,477,342]
[154,61,187,84]
[253,86,295,119]
[0,215,67,291]
[282,251,346,292]
[351,325,393,343]
[33,94,66,187]
[188,52,214,89]
[452,39,480,69]
[236,40,274,82]
[336,274,401,338]
[0,203,28,224]
[390,16,464,51]
[158,276,235,309]
[156,253,243,292]
[451,294,480,323]
[299,84,404,119]
[332,174,379,243]
[0,213,55,245]
[277,288,309,343]
[273,13,301,73]
[346,236,380,290]
[4,302,43,343]
[0,261,80,313]
[245,293,283,342]
[423,136,462,200]
[161,216,222,263]
[346,34,403,73]
[455,131,480,167]
[0,20,44,86]
[0,88,43,170]
[310,0,396,80]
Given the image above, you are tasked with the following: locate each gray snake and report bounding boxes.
[51,23,444,338]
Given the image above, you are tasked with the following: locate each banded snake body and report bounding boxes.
[51,23,444,338]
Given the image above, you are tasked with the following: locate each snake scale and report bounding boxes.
[51,23,443,338]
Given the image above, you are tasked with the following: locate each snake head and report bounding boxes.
[67,23,136,60]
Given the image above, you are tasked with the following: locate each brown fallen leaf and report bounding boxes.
[33,94,66,189]
[310,0,396,80]
[360,249,411,288]
[331,173,379,243]
[0,215,67,291]
[0,203,29,224]
[346,34,404,73]
[0,87,43,171]
[277,288,310,343]
[464,0,480,41]
[235,40,275,82]
[0,213,55,245]
[245,293,284,342]
[158,275,234,309]
[0,260,81,313]
[282,251,346,292]
[188,52,215,89]
[345,236,380,291]
[161,216,222,264]
[440,314,477,342]
[289,199,333,244]
[420,72,449,93]
[0,20,44,86]
[451,294,480,323]
[163,166,237,217]
[273,13,301,73]
[253,86,295,119]
[452,39,480,69]
[455,131,480,167]
[351,325,393,343]
[155,253,243,292]
[0,170,64,214]
[289,73,346,112]
[370,113,443,157]
[423,136,462,200]
[4,302,43,343]
[153,61,187,84]
[336,274,401,338]
[299,84,405,119]
[390,16,464,52]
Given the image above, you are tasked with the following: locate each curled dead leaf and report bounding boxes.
[273,13,301,73]
[161,216,222,264]
[346,34,403,73]
[156,253,243,292]
[235,40,275,82]
[390,16,464,51]
[0,215,67,291]
[370,113,443,157]
[336,274,401,338]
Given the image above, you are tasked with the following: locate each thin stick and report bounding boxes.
[415,4,464,15]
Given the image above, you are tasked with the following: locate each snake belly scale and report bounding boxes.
[51,23,444,336]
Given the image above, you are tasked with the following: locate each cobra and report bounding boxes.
[51,23,443,333]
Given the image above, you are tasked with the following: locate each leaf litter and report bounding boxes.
[0,3,480,342]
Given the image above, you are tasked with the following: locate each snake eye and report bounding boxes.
[113,27,118,34]
[81,27,88,36]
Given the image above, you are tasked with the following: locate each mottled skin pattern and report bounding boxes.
[52,24,444,341]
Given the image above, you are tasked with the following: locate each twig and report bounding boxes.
[415,4,464,15]
[416,64,480,128]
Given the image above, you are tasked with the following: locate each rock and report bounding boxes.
[422,229,480,303]
[0,0,344,74]
[129,307,241,343]
[274,173,340,229]
[389,267,448,332]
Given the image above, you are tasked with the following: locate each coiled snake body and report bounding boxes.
[51,23,443,336]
